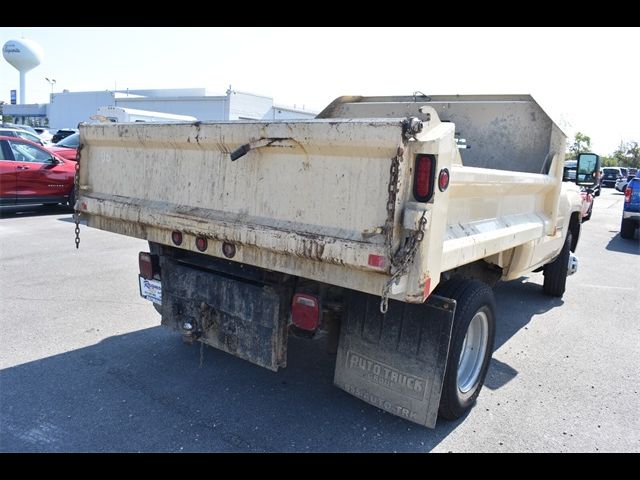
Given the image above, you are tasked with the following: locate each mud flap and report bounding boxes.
[161,259,289,371]
[334,291,455,428]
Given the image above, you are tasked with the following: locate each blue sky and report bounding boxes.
[1,27,638,154]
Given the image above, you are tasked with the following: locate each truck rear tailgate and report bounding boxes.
[78,119,405,276]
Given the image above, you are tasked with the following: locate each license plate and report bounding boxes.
[139,276,162,305]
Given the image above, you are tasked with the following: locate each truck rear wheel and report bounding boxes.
[435,279,496,420]
[620,218,636,239]
[543,231,572,297]
[67,185,76,210]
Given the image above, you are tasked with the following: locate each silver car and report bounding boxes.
[616,176,631,192]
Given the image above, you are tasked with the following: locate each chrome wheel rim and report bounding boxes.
[457,310,489,394]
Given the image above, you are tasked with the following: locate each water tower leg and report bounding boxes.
[19,72,25,104]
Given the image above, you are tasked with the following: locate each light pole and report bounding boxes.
[45,77,56,94]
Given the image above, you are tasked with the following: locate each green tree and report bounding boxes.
[567,132,592,159]
[612,141,640,169]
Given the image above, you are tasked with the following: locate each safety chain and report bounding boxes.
[73,143,82,249]
[379,117,427,314]
[380,211,427,314]
[384,146,403,265]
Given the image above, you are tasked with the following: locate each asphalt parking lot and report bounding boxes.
[1,189,638,452]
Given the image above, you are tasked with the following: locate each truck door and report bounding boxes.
[0,140,17,204]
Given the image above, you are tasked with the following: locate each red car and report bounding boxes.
[47,132,80,161]
[0,136,76,207]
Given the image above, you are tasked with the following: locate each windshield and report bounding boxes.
[56,132,79,148]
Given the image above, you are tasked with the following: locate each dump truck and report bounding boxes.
[74,94,600,428]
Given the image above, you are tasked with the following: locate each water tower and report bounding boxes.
[2,38,44,104]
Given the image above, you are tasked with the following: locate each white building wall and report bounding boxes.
[49,91,115,129]
[227,91,274,120]
[41,88,317,129]
[115,97,227,121]
[266,106,316,120]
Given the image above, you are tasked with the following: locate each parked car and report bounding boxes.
[51,128,79,144]
[564,159,600,198]
[48,132,80,161]
[616,176,630,192]
[0,127,48,147]
[621,174,640,239]
[602,167,625,188]
[0,135,75,208]
[1,122,39,136]
[34,127,54,144]
[615,172,638,192]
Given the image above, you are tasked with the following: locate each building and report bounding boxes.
[1,87,316,129]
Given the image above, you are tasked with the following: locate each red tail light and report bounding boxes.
[438,168,450,192]
[171,231,183,246]
[139,252,160,280]
[413,154,436,202]
[195,236,208,252]
[625,187,632,203]
[291,293,321,331]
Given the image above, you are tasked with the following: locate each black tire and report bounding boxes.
[584,203,593,221]
[67,185,76,210]
[620,218,636,240]
[543,231,572,297]
[594,187,601,197]
[434,279,496,420]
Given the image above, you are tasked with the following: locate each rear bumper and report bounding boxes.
[623,210,640,222]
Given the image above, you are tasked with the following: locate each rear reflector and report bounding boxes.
[368,254,386,269]
[222,242,236,258]
[438,168,450,192]
[413,154,436,202]
[422,277,432,300]
[171,231,183,246]
[139,252,159,280]
[291,293,321,331]
[195,236,208,252]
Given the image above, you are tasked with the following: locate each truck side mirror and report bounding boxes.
[576,153,600,187]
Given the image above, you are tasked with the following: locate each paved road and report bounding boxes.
[1,189,638,452]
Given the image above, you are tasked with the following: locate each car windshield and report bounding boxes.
[56,132,79,148]
[2,123,38,135]
[603,169,618,175]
